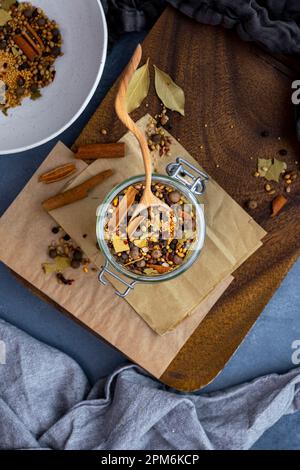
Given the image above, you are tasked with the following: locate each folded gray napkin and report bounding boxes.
[1,319,300,450]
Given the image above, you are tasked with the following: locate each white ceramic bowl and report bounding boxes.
[0,0,107,155]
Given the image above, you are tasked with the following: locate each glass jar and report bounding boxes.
[96,158,209,297]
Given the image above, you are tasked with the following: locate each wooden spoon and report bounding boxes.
[115,44,171,238]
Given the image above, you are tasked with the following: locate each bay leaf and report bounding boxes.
[0,8,11,25]
[257,158,272,178]
[133,239,148,248]
[258,158,287,182]
[154,65,185,116]
[31,89,42,101]
[126,58,150,114]
[42,256,71,275]
[144,268,159,276]
[11,46,20,57]
[265,158,287,182]
[112,235,129,253]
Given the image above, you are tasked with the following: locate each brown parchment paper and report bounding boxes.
[0,141,234,378]
[49,115,266,335]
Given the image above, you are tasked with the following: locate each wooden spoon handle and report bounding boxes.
[115,44,152,191]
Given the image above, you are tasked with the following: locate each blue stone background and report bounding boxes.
[0,32,299,450]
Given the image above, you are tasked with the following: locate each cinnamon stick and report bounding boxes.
[42,170,114,212]
[26,23,44,49]
[108,186,138,232]
[39,164,77,184]
[14,34,41,61]
[13,23,44,62]
[75,143,125,160]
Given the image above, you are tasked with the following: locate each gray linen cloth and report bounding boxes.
[107,0,300,54]
[1,319,300,450]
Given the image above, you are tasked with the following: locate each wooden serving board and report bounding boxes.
[73,6,300,391]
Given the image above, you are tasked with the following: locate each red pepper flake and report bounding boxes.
[56,273,74,285]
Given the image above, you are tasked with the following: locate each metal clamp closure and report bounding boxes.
[99,260,138,298]
[166,157,209,196]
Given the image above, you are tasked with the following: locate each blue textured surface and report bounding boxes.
[0,32,299,450]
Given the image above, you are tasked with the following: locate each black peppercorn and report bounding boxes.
[48,248,57,259]
[51,46,61,58]
[52,28,60,38]
[23,8,33,18]
[17,76,25,87]
[170,240,178,250]
[37,18,46,27]
[19,62,29,70]
[152,134,161,144]
[121,253,129,262]
[73,249,83,262]
[30,84,38,93]
[71,259,81,269]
